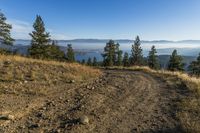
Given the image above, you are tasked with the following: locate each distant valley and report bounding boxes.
[1,39,200,68]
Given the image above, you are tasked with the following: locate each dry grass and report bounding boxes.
[0,55,102,129]
[109,66,200,95]
[109,66,200,132]
[0,55,102,95]
[1,55,199,132]
[0,55,101,82]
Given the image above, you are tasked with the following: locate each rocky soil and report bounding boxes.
[0,69,190,133]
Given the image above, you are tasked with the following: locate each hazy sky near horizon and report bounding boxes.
[1,0,200,40]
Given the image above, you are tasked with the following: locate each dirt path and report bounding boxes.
[1,69,189,133]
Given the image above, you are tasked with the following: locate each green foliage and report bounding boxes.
[28,15,51,59]
[28,16,66,61]
[45,41,65,61]
[102,40,122,66]
[29,15,50,45]
[0,48,12,55]
[117,50,123,66]
[148,45,160,70]
[168,50,184,71]
[87,57,92,66]
[189,53,200,76]
[131,36,143,65]
[123,52,130,67]
[92,57,98,66]
[81,59,86,65]
[102,40,115,66]
[66,44,75,62]
[116,43,123,66]
[0,10,14,45]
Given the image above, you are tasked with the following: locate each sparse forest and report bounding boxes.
[0,10,196,72]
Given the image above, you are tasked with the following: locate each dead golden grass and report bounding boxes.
[0,55,101,82]
[109,66,200,132]
[0,55,102,124]
[0,55,102,97]
[109,66,200,95]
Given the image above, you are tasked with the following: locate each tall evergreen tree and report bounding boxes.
[28,15,50,59]
[102,40,115,66]
[168,50,184,71]
[114,43,119,65]
[116,43,123,66]
[131,36,143,65]
[87,57,92,66]
[102,40,120,66]
[0,10,14,45]
[66,44,75,62]
[148,45,160,69]
[189,53,200,75]
[81,59,86,65]
[123,52,130,67]
[92,57,98,66]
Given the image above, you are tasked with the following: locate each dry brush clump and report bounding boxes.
[110,66,200,132]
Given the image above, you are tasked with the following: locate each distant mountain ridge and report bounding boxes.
[13,39,200,45]
[0,42,198,70]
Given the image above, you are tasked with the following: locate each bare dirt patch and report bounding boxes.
[0,69,191,133]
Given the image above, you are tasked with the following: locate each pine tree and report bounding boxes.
[81,59,86,65]
[46,40,65,61]
[189,53,200,75]
[114,43,119,65]
[87,57,92,66]
[28,15,50,59]
[148,45,160,69]
[131,36,143,65]
[66,44,75,62]
[102,40,115,66]
[116,43,123,66]
[123,52,130,67]
[168,50,184,71]
[117,50,123,66]
[0,10,14,45]
[102,40,121,66]
[92,57,98,66]
[0,48,11,55]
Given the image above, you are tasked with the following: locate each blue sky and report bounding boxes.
[1,0,200,40]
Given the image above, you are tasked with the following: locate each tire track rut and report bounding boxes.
[68,70,185,133]
[1,69,189,133]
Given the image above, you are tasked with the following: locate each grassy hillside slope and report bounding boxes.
[0,55,101,131]
[0,55,199,132]
[0,55,101,82]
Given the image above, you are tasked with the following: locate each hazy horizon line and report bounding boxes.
[14,38,200,42]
